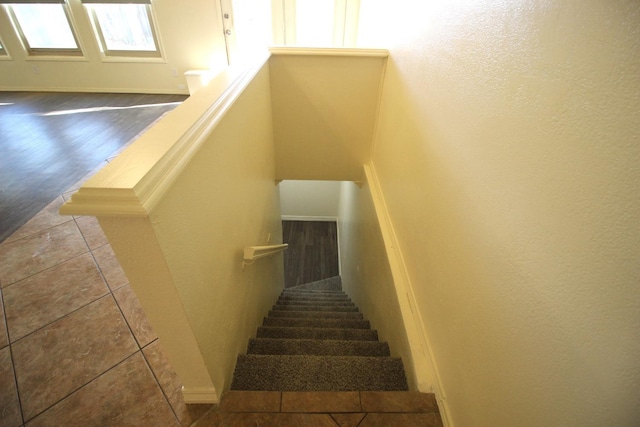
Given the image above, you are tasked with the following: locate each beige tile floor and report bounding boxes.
[196,391,443,426]
[0,172,211,426]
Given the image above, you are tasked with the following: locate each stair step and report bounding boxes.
[283,289,345,295]
[231,355,408,391]
[263,317,370,329]
[256,326,378,341]
[278,294,351,301]
[268,310,364,320]
[276,299,355,307]
[247,338,391,357]
[272,304,359,312]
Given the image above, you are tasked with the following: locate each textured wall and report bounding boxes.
[369,1,640,425]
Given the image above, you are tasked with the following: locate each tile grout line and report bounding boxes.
[139,341,183,426]
[1,287,26,427]
[6,343,26,427]
[0,216,74,248]
[0,250,92,293]
[0,223,91,291]
[109,284,144,349]
[21,350,143,424]
[6,290,112,346]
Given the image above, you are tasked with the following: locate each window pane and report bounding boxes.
[295,0,334,46]
[357,0,388,47]
[12,4,78,49]
[91,4,156,52]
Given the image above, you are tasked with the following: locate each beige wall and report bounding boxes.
[150,63,283,394]
[270,53,386,181]
[280,180,341,219]
[337,180,417,390]
[369,1,640,426]
[0,0,228,93]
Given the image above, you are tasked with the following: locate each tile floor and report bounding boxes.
[0,170,211,426]
[197,391,443,426]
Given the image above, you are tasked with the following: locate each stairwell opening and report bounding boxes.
[278,180,344,288]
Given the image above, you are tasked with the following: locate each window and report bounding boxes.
[356,0,388,47]
[2,0,82,56]
[272,0,360,47]
[0,39,6,56]
[82,0,160,57]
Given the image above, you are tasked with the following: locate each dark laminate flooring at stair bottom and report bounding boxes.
[282,220,339,287]
[230,282,409,392]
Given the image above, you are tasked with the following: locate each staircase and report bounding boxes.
[206,277,444,426]
[230,277,409,391]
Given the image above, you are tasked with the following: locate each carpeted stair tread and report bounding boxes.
[230,354,408,391]
[230,277,409,393]
[268,310,364,320]
[283,289,345,295]
[262,317,370,329]
[256,326,378,341]
[278,294,351,301]
[272,304,359,312]
[275,299,355,307]
[247,338,391,357]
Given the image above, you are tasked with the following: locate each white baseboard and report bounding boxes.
[364,163,453,427]
[181,386,219,404]
[281,215,338,222]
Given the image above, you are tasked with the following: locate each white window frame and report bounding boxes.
[271,0,360,47]
[81,0,162,59]
[1,0,83,57]
[0,38,7,57]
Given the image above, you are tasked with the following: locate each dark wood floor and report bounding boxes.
[282,221,339,288]
[0,91,188,243]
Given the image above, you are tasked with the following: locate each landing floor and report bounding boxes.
[197,390,444,426]
[283,220,339,288]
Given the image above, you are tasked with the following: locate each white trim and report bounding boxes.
[97,55,166,64]
[364,163,453,427]
[282,0,296,44]
[281,215,338,222]
[333,0,347,47]
[271,0,285,45]
[22,55,88,62]
[343,0,360,47]
[269,46,388,57]
[181,386,219,404]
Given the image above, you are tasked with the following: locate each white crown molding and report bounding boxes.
[269,46,389,57]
